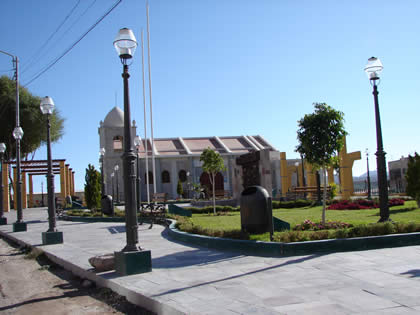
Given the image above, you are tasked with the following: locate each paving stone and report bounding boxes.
[2,208,420,315]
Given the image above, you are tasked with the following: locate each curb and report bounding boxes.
[166,220,420,256]
[0,228,184,315]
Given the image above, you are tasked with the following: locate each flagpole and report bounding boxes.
[141,28,150,203]
[146,1,157,196]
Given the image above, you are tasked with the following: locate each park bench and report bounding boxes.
[290,186,331,200]
[139,192,168,228]
[209,190,230,199]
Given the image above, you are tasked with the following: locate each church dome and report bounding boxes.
[103,106,124,127]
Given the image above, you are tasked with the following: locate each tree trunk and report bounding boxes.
[316,171,321,205]
[322,167,327,225]
[212,173,216,215]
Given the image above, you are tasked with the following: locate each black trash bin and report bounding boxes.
[101,195,114,216]
[240,185,273,234]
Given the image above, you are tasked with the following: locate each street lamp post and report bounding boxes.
[364,57,389,222]
[41,181,45,207]
[0,50,25,231]
[294,162,300,187]
[111,172,115,202]
[40,96,63,244]
[113,28,151,275]
[99,148,106,196]
[0,143,7,225]
[12,126,26,232]
[366,148,371,199]
[134,135,142,212]
[114,164,120,203]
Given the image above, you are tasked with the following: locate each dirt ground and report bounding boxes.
[0,237,154,315]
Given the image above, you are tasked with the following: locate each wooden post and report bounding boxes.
[13,167,17,209]
[28,174,33,208]
[22,171,27,209]
[2,162,9,212]
[280,152,288,198]
[60,161,66,200]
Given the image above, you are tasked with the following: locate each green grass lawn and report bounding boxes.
[189,200,420,232]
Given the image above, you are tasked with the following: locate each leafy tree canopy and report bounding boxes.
[0,75,65,161]
[200,148,226,176]
[406,153,420,206]
[296,102,347,168]
[200,148,226,214]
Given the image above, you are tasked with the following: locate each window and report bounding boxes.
[161,170,170,183]
[145,171,154,184]
[113,136,123,151]
[179,170,187,182]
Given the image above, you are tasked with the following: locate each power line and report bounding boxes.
[28,0,98,68]
[21,0,82,75]
[50,0,98,50]
[23,0,122,87]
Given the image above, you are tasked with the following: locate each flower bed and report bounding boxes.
[327,198,405,210]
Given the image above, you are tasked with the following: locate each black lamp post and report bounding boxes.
[134,135,142,212]
[99,148,106,196]
[111,172,115,202]
[294,162,300,187]
[12,126,26,232]
[40,96,63,244]
[364,57,389,222]
[0,143,7,225]
[366,148,372,199]
[114,164,120,203]
[113,27,151,275]
[41,181,45,207]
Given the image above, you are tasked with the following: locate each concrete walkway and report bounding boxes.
[1,208,420,314]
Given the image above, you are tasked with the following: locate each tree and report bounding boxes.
[200,148,226,214]
[0,76,65,161]
[406,153,420,208]
[296,103,347,224]
[84,164,101,210]
[176,179,183,199]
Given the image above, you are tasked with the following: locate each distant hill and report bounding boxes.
[353,171,378,182]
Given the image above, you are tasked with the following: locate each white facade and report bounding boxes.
[99,107,282,201]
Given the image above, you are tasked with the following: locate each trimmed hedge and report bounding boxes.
[274,222,420,243]
[186,205,240,214]
[186,199,314,214]
[272,199,313,209]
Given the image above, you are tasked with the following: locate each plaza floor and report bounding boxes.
[1,207,420,314]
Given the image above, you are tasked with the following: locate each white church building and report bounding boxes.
[99,106,285,201]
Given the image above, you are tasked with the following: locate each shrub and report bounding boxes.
[329,182,338,199]
[187,205,240,214]
[176,180,183,198]
[272,199,313,209]
[84,164,101,210]
[175,216,249,240]
[293,219,352,231]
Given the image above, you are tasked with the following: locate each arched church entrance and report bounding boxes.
[200,172,224,197]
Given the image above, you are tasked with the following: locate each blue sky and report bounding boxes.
[1,0,419,193]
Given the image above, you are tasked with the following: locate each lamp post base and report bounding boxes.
[13,222,27,232]
[42,231,63,245]
[114,250,152,275]
[0,217,7,225]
